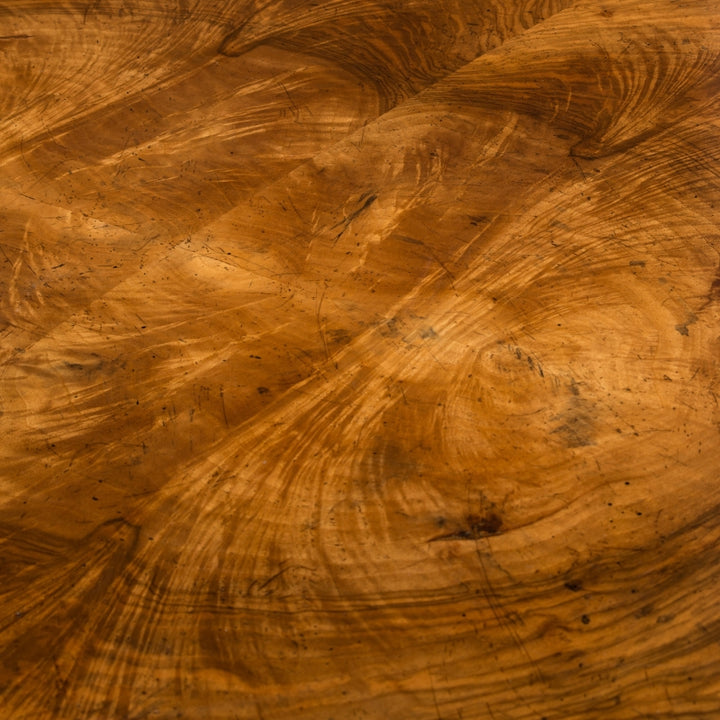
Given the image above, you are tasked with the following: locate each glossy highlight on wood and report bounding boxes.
[1,1,719,718]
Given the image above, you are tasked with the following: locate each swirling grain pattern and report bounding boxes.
[1,0,719,718]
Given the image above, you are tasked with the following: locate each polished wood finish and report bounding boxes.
[2,1,720,718]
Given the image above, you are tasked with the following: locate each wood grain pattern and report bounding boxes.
[1,1,719,718]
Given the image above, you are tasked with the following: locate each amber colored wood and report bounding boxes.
[2,1,720,718]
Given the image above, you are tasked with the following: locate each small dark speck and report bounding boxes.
[564,581,583,592]
[581,615,591,625]
[250,355,262,359]
[629,260,646,267]
[257,386,270,394]
[468,512,503,536]
[92,496,99,501]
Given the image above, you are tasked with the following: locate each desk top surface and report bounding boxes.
[1,1,719,718]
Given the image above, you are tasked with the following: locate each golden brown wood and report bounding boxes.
[2,1,720,718]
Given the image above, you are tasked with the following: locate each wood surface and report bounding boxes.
[1,1,720,718]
